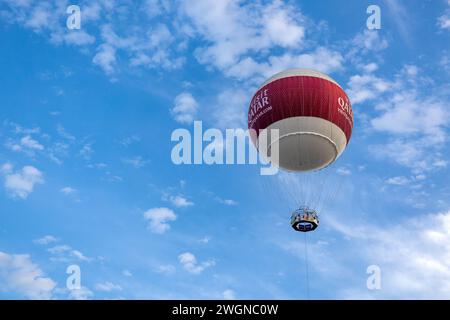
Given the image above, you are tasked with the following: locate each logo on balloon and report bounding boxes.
[248,88,272,129]
[337,96,354,127]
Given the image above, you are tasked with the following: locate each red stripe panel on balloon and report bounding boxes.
[248,76,353,143]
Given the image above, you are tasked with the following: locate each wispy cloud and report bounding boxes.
[79,143,94,160]
[68,286,94,300]
[330,210,450,298]
[171,92,199,125]
[386,176,410,186]
[383,0,414,45]
[0,251,56,299]
[180,0,305,73]
[336,167,351,176]
[5,135,44,155]
[122,156,148,169]
[198,236,211,244]
[437,0,450,30]
[122,270,133,277]
[33,235,58,245]
[155,264,176,275]
[144,207,177,234]
[60,187,77,195]
[223,289,236,300]
[94,281,122,292]
[56,125,76,142]
[47,244,91,262]
[118,135,140,147]
[162,193,194,208]
[1,164,44,199]
[178,252,215,275]
[216,197,238,206]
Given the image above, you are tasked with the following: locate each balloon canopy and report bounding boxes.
[248,68,353,172]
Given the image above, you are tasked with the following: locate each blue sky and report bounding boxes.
[0,0,450,299]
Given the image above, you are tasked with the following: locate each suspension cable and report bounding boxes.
[304,232,310,300]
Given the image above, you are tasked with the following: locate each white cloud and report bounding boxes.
[47,245,91,262]
[178,252,215,275]
[216,197,238,206]
[103,171,123,183]
[1,164,44,199]
[198,236,211,244]
[119,135,140,147]
[70,250,90,262]
[1,163,13,172]
[56,124,76,141]
[368,85,449,174]
[93,43,116,74]
[437,1,450,30]
[441,54,450,73]
[415,174,426,181]
[94,281,122,292]
[60,187,77,195]
[130,24,177,68]
[33,235,58,245]
[6,122,40,135]
[346,30,389,68]
[143,0,170,18]
[386,176,410,186]
[223,289,236,300]
[226,47,343,81]
[351,30,388,53]
[439,15,450,30]
[2,1,96,48]
[47,245,71,254]
[384,0,413,44]
[210,89,249,130]
[371,92,448,140]
[82,2,102,22]
[6,135,44,154]
[144,207,177,234]
[403,64,419,77]
[87,163,107,170]
[262,1,304,48]
[264,47,343,78]
[156,264,176,275]
[370,138,446,173]
[122,156,147,168]
[68,286,94,300]
[180,0,305,71]
[346,74,391,104]
[58,30,96,46]
[0,0,336,79]
[122,270,133,277]
[79,143,94,160]
[349,64,449,174]
[20,135,44,150]
[361,62,378,73]
[163,194,194,208]
[93,21,182,74]
[328,210,450,298]
[171,92,199,125]
[47,141,70,165]
[24,2,51,30]
[336,167,351,176]
[0,251,56,299]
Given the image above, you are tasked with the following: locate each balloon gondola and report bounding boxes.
[290,207,319,232]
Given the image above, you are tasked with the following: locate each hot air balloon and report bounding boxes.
[248,68,353,232]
